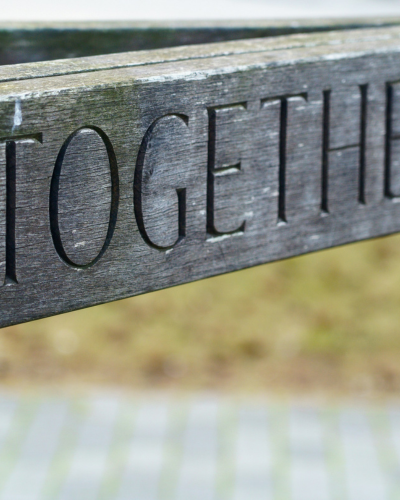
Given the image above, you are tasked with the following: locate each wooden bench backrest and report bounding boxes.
[1,20,400,326]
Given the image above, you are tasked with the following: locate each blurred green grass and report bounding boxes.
[3,234,400,395]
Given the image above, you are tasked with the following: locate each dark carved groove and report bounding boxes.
[359,84,368,204]
[1,133,42,286]
[321,89,331,213]
[207,105,246,237]
[134,114,188,251]
[5,141,17,285]
[278,98,288,223]
[49,126,119,269]
[385,83,394,198]
[261,93,307,224]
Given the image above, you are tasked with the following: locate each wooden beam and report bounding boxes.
[2,26,400,326]
[1,18,400,64]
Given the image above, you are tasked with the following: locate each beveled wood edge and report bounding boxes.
[1,18,400,66]
[1,25,400,83]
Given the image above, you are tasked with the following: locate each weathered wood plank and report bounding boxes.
[2,26,400,326]
[1,19,400,65]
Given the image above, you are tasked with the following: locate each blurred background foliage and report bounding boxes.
[3,233,400,397]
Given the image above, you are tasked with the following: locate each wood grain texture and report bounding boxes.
[2,26,400,325]
[1,19,400,65]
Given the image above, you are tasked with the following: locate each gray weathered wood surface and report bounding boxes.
[1,18,400,65]
[3,24,400,326]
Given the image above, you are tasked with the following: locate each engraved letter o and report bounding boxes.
[50,126,119,269]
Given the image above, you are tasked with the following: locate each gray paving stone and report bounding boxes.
[0,393,398,500]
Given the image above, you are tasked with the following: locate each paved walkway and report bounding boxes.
[0,393,399,499]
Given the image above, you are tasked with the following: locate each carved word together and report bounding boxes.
[1,82,400,286]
